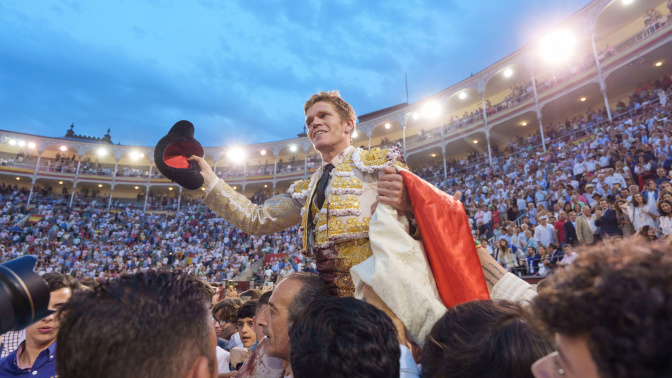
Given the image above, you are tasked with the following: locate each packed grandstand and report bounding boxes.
[1,0,672,289]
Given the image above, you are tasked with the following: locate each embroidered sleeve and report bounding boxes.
[203,179,303,235]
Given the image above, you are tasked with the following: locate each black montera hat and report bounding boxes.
[154,120,204,190]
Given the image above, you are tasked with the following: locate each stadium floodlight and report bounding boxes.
[264,184,268,188]
[15,177,20,181]
[503,68,513,78]
[260,149,267,155]
[539,30,575,63]
[134,186,139,190]
[60,146,68,151]
[97,148,108,157]
[655,61,663,67]
[130,151,144,160]
[580,97,587,102]
[521,122,528,126]
[98,184,103,187]
[458,92,467,100]
[473,140,478,144]
[8,140,16,146]
[622,0,633,4]
[59,181,63,185]
[227,147,246,162]
[384,123,391,129]
[352,131,359,138]
[421,102,442,119]
[168,187,173,191]
[290,145,297,152]
[27,142,36,149]
[431,153,437,157]
[412,112,420,120]
[17,141,26,147]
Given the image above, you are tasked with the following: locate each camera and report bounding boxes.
[0,256,52,334]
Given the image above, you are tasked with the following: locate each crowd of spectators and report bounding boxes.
[414,70,672,276]
[0,185,306,285]
[3,241,669,377]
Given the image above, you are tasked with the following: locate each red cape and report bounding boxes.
[400,171,490,307]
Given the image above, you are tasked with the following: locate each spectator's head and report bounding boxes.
[539,216,547,225]
[657,200,672,217]
[632,192,647,207]
[256,272,330,361]
[599,198,610,210]
[212,298,244,340]
[572,202,582,213]
[557,211,566,221]
[25,273,81,350]
[240,289,262,301]
[525,229,532,238]
[57,271,218,378]
[253,291,272,342]
[656,167,666,178]
[629,184,639,195]
[289,297,400,378]
[581,206,591,217]
[585,184,594,193]
[562,244,573,254]
[423,300,554,378]
[527,246,537,256]
[531,243,672,377]
[538,245,547,256]
[237,300,258,348]
[646,179,656,191]
[562,201,572,213]
[619,188,629,199]
[660,182,672,192]
[661,190,672,203]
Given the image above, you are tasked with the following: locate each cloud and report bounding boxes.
[0,0,592,150]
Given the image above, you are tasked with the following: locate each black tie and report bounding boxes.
[315,164,335,210]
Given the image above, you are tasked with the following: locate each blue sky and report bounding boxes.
[0,0,592,148]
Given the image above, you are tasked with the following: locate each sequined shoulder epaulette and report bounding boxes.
[352,145,407,173]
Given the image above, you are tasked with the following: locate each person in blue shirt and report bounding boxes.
[0,273,81,378]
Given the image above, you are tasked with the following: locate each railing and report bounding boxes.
[233,258,264,282]
[610,16,671,57]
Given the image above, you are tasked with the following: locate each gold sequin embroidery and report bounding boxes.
[359,147,389,167]
[332,176,363,190]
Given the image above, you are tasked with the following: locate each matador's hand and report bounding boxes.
[187,155,218,188]
[377,166,462,213]
[377,166,411,213]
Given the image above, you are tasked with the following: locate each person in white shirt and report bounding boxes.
[573,156,586,180]
[534,216,555,247]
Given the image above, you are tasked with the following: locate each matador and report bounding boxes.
[195,91,414,297]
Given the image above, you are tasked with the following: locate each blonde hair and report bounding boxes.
[304,90,356,123]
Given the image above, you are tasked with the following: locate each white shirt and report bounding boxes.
[534,223,555,246]
[216,346,231,373]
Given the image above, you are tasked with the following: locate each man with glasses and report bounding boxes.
[212,298,243,351]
